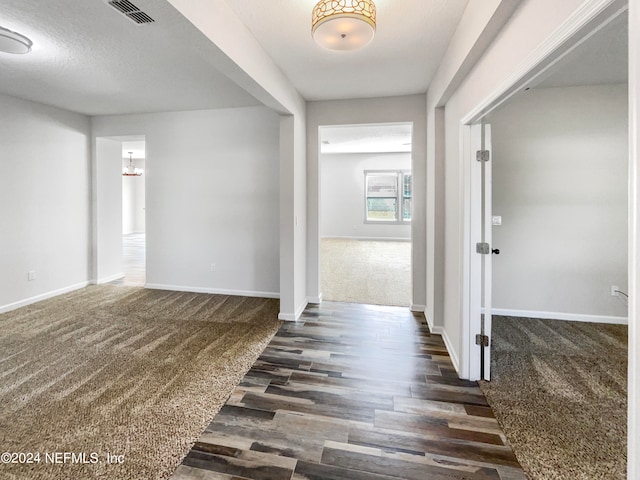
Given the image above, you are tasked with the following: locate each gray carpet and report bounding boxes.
[0,285,280,479]
[480,316,627,480]
[321,238,411,306]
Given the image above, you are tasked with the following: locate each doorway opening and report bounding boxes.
[94,134,146,287]
[120,139,146,286]
[462,1,629,382]
[319,123,413,307]
[461,7,628,479]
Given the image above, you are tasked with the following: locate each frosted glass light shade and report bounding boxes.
[312,0,376,51]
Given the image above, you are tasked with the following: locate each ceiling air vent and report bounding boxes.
[108,0,155,24]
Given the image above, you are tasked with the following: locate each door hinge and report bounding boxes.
[476,150,490,162]
[476,334,489,347]
[476,242,490,254]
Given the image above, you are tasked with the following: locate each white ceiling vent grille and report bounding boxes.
[107,0,155,24]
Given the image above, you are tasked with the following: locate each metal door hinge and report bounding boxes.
[476,242,490,254]
[476,150,490,162]
[476,334,489,347]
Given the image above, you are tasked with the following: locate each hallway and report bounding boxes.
[172,302,525,480]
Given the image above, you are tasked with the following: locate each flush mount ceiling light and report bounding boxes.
[0,26,33,54]
[312,0,376,51]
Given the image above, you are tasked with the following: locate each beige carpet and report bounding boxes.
[321,238,410,306]
[480,316,627,480]
[0,285,280,480]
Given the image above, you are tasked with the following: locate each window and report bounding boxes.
[365,170,411,223]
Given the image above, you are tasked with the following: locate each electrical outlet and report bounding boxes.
[28,270,36,281]
[210,263,216,272]
[611,285,619,297]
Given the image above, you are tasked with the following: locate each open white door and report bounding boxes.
[469,123,493,381]
[481,124,493,381]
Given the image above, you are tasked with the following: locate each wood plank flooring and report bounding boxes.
[110,233,145,286]
[171,302,526,480]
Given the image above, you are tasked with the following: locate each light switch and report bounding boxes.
[492,216,502,226]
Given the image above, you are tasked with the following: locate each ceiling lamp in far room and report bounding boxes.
[312,0,376,51]
[0,26,33,54]
[123,152,143,176]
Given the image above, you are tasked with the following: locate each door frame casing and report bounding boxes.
[306,96,428,311]
[627,1,639,478]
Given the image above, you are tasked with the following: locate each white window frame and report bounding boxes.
[364,170,412,224]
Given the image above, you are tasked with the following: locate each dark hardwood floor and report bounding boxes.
[171,302,526,480]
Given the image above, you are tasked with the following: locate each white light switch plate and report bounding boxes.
[492,216,502,226]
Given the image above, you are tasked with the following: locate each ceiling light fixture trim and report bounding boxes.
[0,26,33,54]
[312,0,376,51]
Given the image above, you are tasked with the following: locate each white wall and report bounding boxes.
[278,114,308,318]
[320,152,411,239]
[92,106,280,297]
[307,95,427,309]
[293,114,308,317]
[95,138,124,283]
[491,84,628,321]
[122,158,146,235]
[424,0,520,337]
[0,94,91,311]
[166,0,308,320]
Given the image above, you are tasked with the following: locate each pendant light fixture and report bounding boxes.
[122,152,143,176]
[312,0,376,51]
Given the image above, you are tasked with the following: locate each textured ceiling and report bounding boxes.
[226,0,469,101]
[0,0,470,115]
[0,1,625,118]
[0,0,260,115]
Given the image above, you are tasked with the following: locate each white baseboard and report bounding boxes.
[0,281,89,314]
[440,328,460,374]
[490,308,628,325]
[430,325,445,336]
[307,293,323,304]
[423,308,445,335]
[96,273,125,284]
[278,300,308,322]
[410,304,426,313]
[321,236,411,242]
[145,283,280,299]
[421,308,455,372]
[424,308,434,331]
